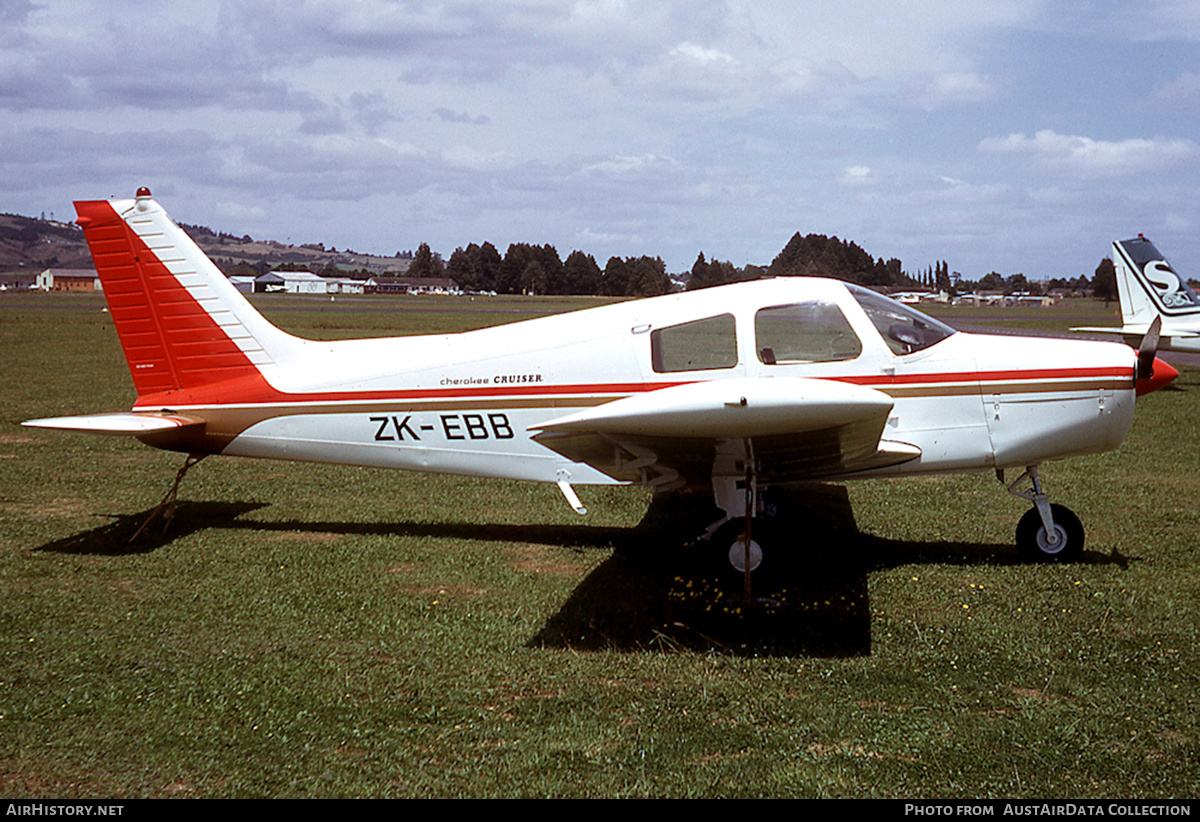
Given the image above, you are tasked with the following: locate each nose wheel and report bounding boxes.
[1006,466,1084,563]
[1016,503,1083,562]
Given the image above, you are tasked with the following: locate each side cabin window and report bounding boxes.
[651,314,738,372]
[755,301,862,364]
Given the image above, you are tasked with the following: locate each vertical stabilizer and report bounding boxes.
[74,188,302,400]
[1112,236,1200,324]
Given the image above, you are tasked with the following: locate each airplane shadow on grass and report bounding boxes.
[534,484,1007,658]
[32,484,1134,658]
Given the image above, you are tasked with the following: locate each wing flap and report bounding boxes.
[532,378,919,486]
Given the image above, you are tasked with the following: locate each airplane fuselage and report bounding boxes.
[26,192,1171,562]
[128,278,1138,486]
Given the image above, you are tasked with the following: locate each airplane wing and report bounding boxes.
[22,412,205,436]
[530,377,920,490]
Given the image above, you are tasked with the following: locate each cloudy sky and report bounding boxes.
[3,0,1200,280]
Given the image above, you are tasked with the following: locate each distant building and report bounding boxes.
[889,290,949,305]
[254,272,286,292]
[331,278,365,295]
[254,271,365,294]
[0,272,38,290]
[35,268,101,292]
[1011,294,1058,307]
[368,276,460,295]
[229,275,257,294]
[952,292,1058,307]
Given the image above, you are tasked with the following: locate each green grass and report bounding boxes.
[1,293,1197,798]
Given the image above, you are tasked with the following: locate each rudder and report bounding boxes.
[75,188,300,401]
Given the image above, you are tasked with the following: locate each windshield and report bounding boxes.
[846,284,956,355]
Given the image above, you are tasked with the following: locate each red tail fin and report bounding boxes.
[75,190,294,402]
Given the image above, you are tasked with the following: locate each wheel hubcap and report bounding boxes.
[1036,525,1068,555]
[728,537,762,572]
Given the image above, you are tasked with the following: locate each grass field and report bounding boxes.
[1,292,1197,798]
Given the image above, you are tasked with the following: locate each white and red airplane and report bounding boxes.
[1073,235,1200,354]
[24,189,1178,571]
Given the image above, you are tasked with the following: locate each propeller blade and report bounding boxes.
[1136,316,1162,381]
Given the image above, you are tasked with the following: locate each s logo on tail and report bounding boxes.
[1115,235,1200,316]
[1074,234,1200,354]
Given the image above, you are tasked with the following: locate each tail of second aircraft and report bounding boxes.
[1111,235,1200,326]
[73,187,303,404]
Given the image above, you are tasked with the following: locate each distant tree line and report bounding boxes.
[440,241,670,296]
[686,233,909,291]
[187,218,1124,299]
[180,222,253,245]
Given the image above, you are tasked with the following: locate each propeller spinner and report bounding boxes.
[1135,316,1178,396]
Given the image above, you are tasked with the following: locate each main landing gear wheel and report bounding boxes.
[728,535,763,573]
[1016,504,1083,563]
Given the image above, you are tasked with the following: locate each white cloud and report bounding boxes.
[841,165,874,186]
[582,154,676,176]
[978,130,1199,178]
[669,42,736,66]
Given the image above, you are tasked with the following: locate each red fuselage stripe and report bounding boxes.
[134,368,1133,410]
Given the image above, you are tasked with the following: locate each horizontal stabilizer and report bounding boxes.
[23,412,205,436]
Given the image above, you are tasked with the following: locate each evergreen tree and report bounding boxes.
[935,261,951,293]
[600,256,630,296]
[408,242,444,278]
[447,247,477,290]
[535,244,564,294]
[498,244,534,294]
[978,271,1006,291]
[687,252,712,290]
[520,259,547,295]
[562,250,601,295]
[627,256,671,296]
[768,232,897,284]
[474,242,502,292]
[1093,258,1117,304]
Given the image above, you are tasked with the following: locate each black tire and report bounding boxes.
[1016,504,1084,563]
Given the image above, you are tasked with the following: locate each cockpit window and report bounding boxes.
[755,302,862,364]
[847,284,956,355]
[651,313,738,372]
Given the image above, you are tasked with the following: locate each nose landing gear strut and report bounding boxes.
[1005,465,1084,562]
